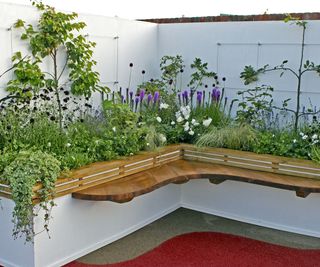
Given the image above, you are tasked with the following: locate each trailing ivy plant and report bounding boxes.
[240,15,320,131]
[10,1,108,129]
[2,150,61,242]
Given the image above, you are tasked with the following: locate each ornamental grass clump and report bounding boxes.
[196,124,257,151]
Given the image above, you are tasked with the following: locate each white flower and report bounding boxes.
[112,126,116,132]
[202,118,212,127]
[313,140,319,145]
[146,142,150,146]
[293,139,297,143]
[175,111,181,118]
[171,121,175,125]
[188,130,194,136]
[159,134,167,143]
[299,132,304,137]
[160,103,169,109]
[302,135,308,140]
[66,143,71,147]
[184,122,190,132]
[47,142,51,147]
[312,134,318,140]
[180,105,191,120]
[177,116,184,123]
[156,116,162,123]
[191,119,199,126]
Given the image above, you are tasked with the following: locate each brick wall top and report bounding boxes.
[139,13,320,24]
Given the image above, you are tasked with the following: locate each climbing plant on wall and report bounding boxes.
[240,15,320,131]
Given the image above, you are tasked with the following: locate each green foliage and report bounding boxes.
[5,52,44,100]
[196,124,256,151]
[188,58,216,90]
[240,65,262,85]
[10,1,108,128]
[311,147,320,164]
[236,86,274,129]
[2,150,60,242]
[137,79,166,94]
[251,129,317,159]
[160,55,184,90]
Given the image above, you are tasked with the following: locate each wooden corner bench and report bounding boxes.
[70,145,320,203]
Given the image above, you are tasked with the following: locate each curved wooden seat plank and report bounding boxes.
[72,160,320,202]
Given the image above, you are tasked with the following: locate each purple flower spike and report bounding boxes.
[216,90,221,102]
[197,91,202,105]
[212,87,221,102]
[139,89,145,102]
[153,91,160,103]
[147,93,153,105]
[129,91,134,99]
[183,90,189,103]
[121,95,125,103]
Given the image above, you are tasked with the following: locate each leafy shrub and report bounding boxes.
[252,130,313,159]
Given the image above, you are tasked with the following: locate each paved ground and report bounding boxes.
[78,208,320,265]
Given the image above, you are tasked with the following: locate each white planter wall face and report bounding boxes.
[158,21,320,114]
[181,180,320,238]
[0,198,34,267]
[33,185,181,267]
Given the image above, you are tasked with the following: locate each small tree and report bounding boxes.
[240,15,320,131]
[7,1,108,128]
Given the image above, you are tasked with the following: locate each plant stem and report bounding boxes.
[294,25,306,131]
[53,49,63,130]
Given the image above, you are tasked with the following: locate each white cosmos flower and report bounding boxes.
[171,121,175,125]
[302,135,308,140]
[191,119,199,126]
[112,126,116,132]
[160,103,169,109]
[188,130,194,136]
[312,134,318,140]
[156,116,162,123]
[293,139,297,143]
[66,143,71,147]
[202,118,212,127]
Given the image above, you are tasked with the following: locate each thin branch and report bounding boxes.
[43,72,55,79]
[297,110,320,118]
[57,58,68,82]
[0,56,28,79]
[301,68,320,75]
[0,94,22,103]
[272,105,295,114]
[264,67,299,79]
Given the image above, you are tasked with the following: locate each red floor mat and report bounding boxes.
[64,232,320,267]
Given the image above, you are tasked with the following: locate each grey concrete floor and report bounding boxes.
[78,208,320,265]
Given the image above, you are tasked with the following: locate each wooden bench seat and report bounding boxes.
[72,159,320,202]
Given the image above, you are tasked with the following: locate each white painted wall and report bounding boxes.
[0,198,34,267]
[33,185,180,267]
[0,2,159,104]
[2,179,320,267]
[158,21,320,113]
[181,180,320,238]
